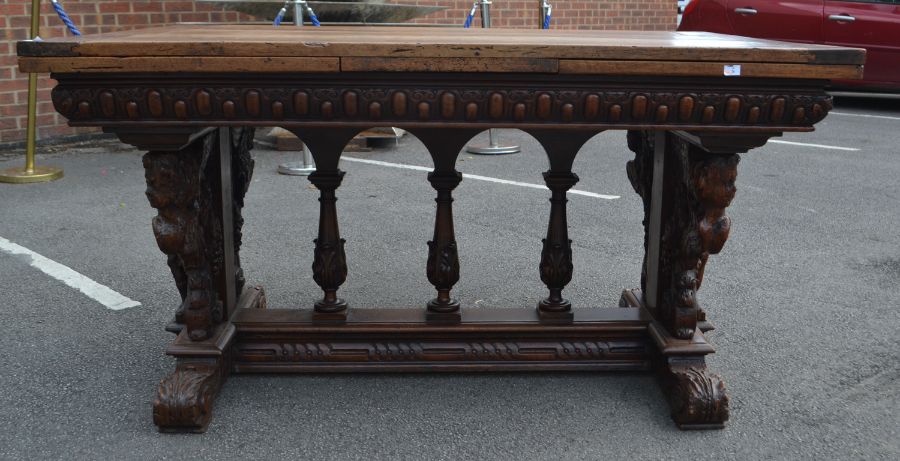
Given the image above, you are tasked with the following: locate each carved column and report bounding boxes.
[308,170,349,319]
[409,128,481,323]
[537,171,579,321]
[526,129,599,323]
[426,170,463,322]
[288,128,360,322]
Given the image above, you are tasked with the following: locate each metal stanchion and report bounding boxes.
[464,0,520,156]
[0,0,64,184]
[276,1,319,176]
[541,0,553,29]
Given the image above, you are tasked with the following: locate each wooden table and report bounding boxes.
[19,25,864,432]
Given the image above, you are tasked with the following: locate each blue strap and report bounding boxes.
[51,0,81,36]
[543,13,551,29]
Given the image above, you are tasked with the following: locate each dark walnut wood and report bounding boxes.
[154,286,265,433]
[627,131,741,340]
[142,127,254,337]
[20,24,862,433]
[153,361,225,433]
[409,129,480,323]
[288,128,359,322]
[49,74,837,132]
[526,130,599,322]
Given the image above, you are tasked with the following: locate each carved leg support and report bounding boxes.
[143,128,255,338]
[626,130,770,429]
[143,134,219,340]
[626,131,740,339]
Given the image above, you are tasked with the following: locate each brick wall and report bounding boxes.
[0,0,674,146]
[398,1,675,30]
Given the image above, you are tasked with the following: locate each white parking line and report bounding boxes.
[0,236,141,310]
[769,140,859,151]
[341,156,620,200]
[830,111,900,122]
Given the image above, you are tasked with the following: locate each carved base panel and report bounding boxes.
[230,306,650,373]
[157,284,727,430]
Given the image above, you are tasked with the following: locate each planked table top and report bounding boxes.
[18,25,865,79]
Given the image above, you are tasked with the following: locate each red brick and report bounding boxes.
[163,2,196,13]
[117,14,150,26]
[98,2,131,14]
[0,4,27,16]
[132,2,162,14]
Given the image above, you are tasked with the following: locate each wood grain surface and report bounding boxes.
[18,25,865,79]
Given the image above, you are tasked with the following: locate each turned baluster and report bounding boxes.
[308,170,349,317]
[426,170,463,321]
[288,128,359,322]
[538,170,579,320]
[527,129,599,323]
[410,128,480,323]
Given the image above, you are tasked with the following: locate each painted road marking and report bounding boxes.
[341,156,620,200]
[830,111,900,122]
[0,236,141,310]
[769,140,859,151]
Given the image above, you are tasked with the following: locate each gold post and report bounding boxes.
[0,0,64,183]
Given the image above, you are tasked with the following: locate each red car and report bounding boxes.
[678,0,900,91]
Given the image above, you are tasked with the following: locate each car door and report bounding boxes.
[726,0,824,43]
[823,0,900,87]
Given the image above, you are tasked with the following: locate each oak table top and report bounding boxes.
[18,25,864,79]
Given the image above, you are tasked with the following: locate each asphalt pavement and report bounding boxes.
[0,95,898,460]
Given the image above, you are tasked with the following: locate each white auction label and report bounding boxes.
[724,65,742,76]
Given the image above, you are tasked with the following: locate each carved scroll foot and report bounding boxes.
[649,320,728,430]
[154,321,235,433]
[153,361,225,433]
[657,357,729,430]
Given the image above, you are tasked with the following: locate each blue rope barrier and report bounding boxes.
[51,0,81,36]
[307,11,320,27]
[542,2,552,29]
[273,1,320,27]
[274,6,287,26]
[463,2,478,28]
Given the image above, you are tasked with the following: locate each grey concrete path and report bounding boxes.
[0,96,898,460]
